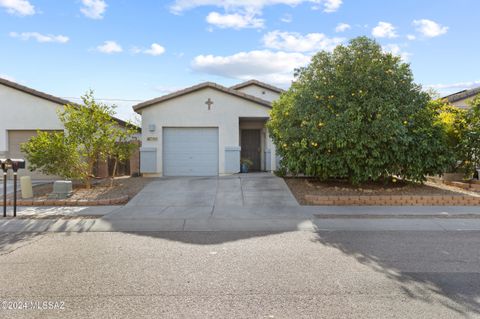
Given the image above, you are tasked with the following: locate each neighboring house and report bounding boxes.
[0,77,140,180]
[444,86,480,109]
[133,80,284,177]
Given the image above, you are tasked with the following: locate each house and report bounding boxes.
[0,77,140,179]
[133,80,284,176]
[444,86,480,109]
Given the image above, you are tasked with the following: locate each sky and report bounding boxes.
[1,0,479,121]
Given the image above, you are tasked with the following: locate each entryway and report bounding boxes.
[239,117,269,172]
[241,129,261,171]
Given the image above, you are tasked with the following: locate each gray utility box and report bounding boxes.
[48,181,73,199]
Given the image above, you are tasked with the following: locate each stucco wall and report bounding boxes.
[0,84,64,155]
[451,96,474,109]
[139,87,277,176]
[235,85,280,102]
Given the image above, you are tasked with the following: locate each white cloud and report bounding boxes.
[144,43,166,56]
[96,40,122,54]
[170,0,343,14]
[170,1,341,29]
[9,31,69,43]
[280,13,292,23]
[131,43,166,56]
[383,44,411,62]
[191,50,311,86]
[206,11,264,29]
[81,0,107,19]
[321,0,342,13]
[0,0,34,16]
[335,22,350,32]
[0,73,16,82]
[413,19,448,38]
[263,30,343,52]
[426,80,480,94]
[406,34,416,40]
[142,43,166,56]
[372,21,397,38]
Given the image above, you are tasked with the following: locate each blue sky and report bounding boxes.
[1,0,479,121]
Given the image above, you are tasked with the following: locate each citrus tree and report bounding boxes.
[267,36,452,184]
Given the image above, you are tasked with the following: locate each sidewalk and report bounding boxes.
[0,205,480,232]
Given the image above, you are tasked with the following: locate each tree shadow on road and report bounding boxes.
[0,232,47,256]
[313,230,480,316]
[123,231,287,245]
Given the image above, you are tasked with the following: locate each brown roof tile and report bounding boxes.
[230,79,285,93]
[0,77,137,129]
[132,81,272,112]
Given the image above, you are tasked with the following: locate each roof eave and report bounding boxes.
[132,82,272,112]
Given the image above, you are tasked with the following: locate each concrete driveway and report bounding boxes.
[128,173,298,208]
[104,173,299,221]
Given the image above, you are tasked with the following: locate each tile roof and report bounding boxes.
[0,77,136,129]
[443,86,480,103]
[132,81,272,112]
[230,79,285,93]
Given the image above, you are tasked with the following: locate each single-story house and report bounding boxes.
[133,80,284,176]
[444,86,480,109]
[0,77,140,179]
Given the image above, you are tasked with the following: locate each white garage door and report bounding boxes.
[163,127,219,176]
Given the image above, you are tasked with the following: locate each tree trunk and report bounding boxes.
[85,159,95,189]
[110,158,118,188]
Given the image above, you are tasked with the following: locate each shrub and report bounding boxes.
[267,36,452,184]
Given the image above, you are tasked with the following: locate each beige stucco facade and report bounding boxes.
[0,84,64,156]
[136,82,281,176]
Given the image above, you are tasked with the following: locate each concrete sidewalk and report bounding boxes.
[0,205,480,232]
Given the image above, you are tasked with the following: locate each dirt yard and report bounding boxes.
[24,176,152,201]
[284,177,474,205]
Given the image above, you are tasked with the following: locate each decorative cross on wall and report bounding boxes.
[205,98,214,110]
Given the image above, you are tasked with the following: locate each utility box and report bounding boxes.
[20,176,33,199]
[48,181,73,199]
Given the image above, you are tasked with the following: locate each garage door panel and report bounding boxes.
[163,127,219,176]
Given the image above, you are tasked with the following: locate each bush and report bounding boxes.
[267,36,452,184]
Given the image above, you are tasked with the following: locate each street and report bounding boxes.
[1,229,479,318]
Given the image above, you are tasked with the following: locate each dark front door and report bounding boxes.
[241,129,261,171]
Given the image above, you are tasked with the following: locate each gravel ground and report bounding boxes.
[284,177,470,205]
[25,176,153,201]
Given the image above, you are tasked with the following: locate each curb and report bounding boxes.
[305,195,480,206]
[3,195,129,207]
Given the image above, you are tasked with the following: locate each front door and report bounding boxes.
[241,129,261,171]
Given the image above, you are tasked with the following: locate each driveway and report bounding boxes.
[127,173,298,208]
[104,173,299,221]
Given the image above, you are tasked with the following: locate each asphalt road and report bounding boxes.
[0,230,479,318]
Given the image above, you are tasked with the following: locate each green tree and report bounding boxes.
[267,36,452,184]
[107,124,138,187]
[464,95,480,174]
[21,90,135,188]
[20,131,83,179]
[431,99,468,173]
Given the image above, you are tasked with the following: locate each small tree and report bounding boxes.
[20,131,84,179]
[267,36,452,184]
[107,124,138,187]
[22,90,133,189]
